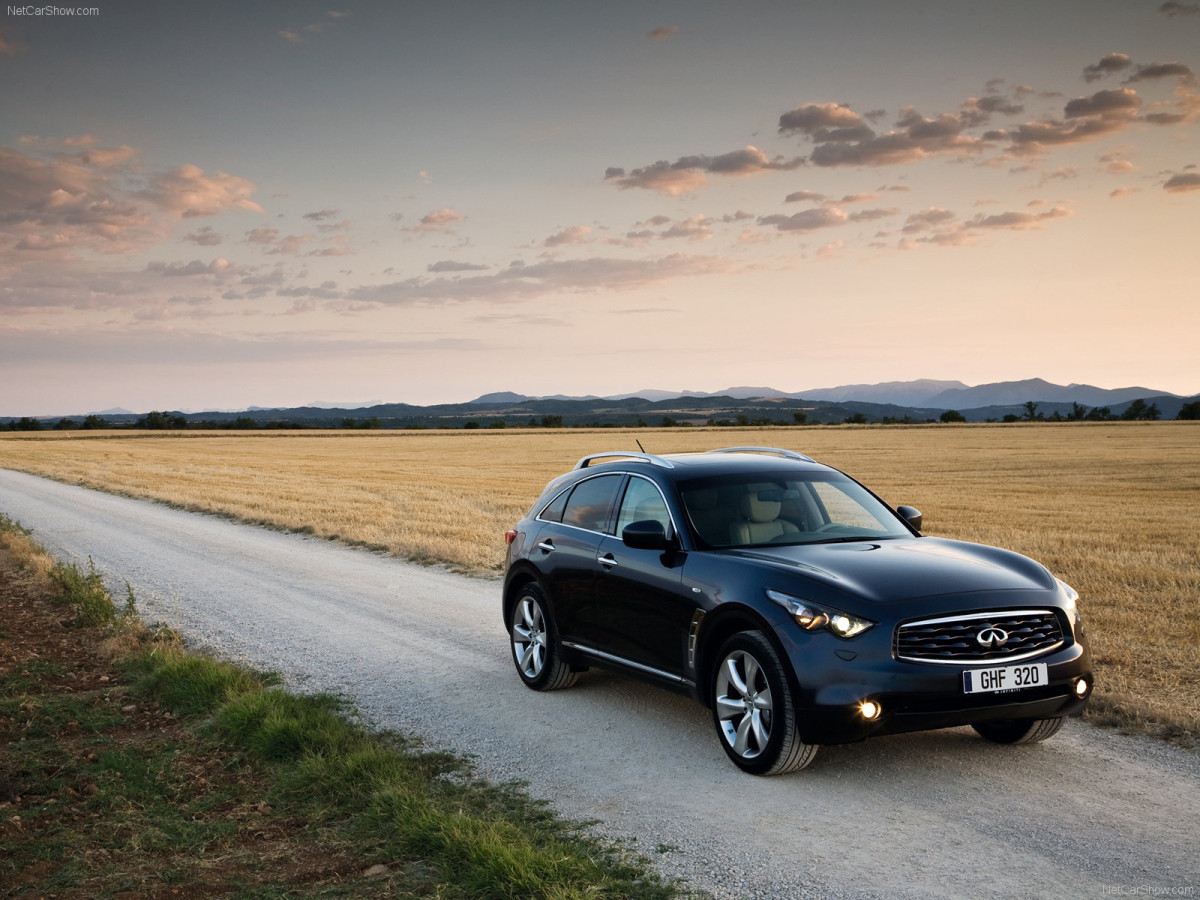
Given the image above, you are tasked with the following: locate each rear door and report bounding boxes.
[533,473,623,644]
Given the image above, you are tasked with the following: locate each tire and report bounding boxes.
[972,717,1065,745]
[509,583,577,691]
[711,631,818,775]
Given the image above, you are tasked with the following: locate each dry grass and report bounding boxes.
[2,422,1197,741]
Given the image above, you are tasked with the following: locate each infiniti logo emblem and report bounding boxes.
[976,626,1009,648]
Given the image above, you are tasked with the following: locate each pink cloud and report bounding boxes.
[544,225,592,247]
[605,146,804,194]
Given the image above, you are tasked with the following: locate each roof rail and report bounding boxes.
[707,446,815,463]
[575,451,675,470]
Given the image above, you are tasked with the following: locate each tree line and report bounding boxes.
[4,398,1198,431]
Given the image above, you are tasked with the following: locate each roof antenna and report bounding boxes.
[636,439,646,453]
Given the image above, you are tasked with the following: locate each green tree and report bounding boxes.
[1067,402,1089,421]
[1177,400,1200,420]
[1121,399,1160,421]
[81,414,109,430]
[137,411,187,429]
[940,410,966,423]
[1022,401,1042,422]
[792,410,808,425]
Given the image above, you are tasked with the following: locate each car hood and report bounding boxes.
[721,536,1056,602]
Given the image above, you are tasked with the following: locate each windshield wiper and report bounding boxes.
[809,535,887,545]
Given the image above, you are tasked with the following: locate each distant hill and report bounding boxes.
[793,379,968,406]
[925,378,1177,409]
[12,378,1194,428]
[477,378,1183,410]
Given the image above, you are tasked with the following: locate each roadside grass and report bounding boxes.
[0,516,686,898]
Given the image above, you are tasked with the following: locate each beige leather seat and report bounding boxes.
[730,488,800,545]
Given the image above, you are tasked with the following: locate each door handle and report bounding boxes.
[537,540,555,553]
[598,553,618,568]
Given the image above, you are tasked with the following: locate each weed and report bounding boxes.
[49,556,115,627]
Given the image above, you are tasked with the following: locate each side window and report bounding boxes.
[616,477,672,537]
[560,475,622,533]
[539,488,569,523]
[810,481,888,531]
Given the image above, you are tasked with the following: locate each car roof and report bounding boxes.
[572,447,837,480]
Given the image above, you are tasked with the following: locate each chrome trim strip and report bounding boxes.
[535,472,681,543]
[901,609,1056,629]
[896,641,1065,666]
[687,609,705,669]
[561,642,685,683]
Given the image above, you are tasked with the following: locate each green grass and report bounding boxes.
[48,555,116,627]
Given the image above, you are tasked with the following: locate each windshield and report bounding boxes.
[679,472,911,549]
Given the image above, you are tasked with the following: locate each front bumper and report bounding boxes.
[780,631,1093,746]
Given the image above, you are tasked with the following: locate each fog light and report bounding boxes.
[859,700,881,720]
[1075,678,1089,697]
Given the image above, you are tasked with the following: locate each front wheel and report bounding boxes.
[509,583,577,691]
[711,631,817,775]
[972,717,1065,744]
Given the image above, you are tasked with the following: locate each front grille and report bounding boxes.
[894,610,1065,665]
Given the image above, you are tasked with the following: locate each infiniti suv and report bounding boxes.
[501,447,1092,774]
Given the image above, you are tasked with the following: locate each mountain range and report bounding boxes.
[9,378,1194,427]
[473,378,1184,411]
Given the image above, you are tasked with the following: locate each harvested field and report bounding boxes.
[1,422,1198,740]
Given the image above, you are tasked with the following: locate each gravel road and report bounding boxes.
[2,468,1198,899]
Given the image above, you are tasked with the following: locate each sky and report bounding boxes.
[1,0,1198,416]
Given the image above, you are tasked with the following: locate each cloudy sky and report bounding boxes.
[2,0,1198,415]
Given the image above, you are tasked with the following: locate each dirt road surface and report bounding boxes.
[2,468,1197,899]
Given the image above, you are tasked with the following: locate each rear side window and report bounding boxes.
[539,488,570,522]
[560,475,623,533]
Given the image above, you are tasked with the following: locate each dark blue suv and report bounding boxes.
[502,447,1092,774]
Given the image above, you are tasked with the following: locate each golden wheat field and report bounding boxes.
[1,422,1198,740]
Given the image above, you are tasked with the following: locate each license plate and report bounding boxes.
[962,662,1047,694]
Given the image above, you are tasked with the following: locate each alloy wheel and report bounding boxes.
[512,595,548,680]
[714,648,775,759]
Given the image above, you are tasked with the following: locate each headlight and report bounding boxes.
[766,589,875,639]
[1056,578,1081,625]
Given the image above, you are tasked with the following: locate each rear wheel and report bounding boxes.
[509,583,576,691]
[972,717,1065,744]
[711,631,818,775]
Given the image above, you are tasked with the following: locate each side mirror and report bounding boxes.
[896,506,923,533]
[622,519,674,551]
